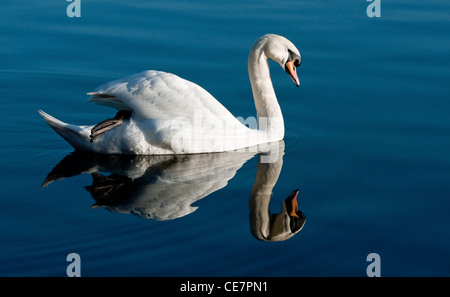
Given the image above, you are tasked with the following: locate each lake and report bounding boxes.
[0,0,449,277]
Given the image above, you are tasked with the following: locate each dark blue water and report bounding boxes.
[0,0,449,276]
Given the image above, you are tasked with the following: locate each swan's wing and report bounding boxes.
[87,71,255,153]
[87,70,236,121]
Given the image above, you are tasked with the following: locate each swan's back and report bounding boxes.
[87,71,256,154]
[89,71,237,121]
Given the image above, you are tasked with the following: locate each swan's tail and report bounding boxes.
[38,110,91,151]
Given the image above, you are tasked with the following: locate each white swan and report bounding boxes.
[38,34,301,155]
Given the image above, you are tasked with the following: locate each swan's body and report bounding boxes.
[39,34,301,155]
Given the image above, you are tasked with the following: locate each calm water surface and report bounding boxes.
[0,0,449,276]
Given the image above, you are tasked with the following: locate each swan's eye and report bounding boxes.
[288,49,301,67]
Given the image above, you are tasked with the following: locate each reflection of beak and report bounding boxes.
[284,60,300,87]
[286,189,300,217]
[284,189,306,234]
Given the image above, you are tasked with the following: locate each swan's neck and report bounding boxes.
[248,47,284,141]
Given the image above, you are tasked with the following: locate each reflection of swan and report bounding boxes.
[43,152,256,220]
[42,141,305,240]
[43,151,256,220]
[38,34,301,154]
[250,142,306,241]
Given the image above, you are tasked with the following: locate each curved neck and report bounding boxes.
[249,143,297,241]
[248,45,284,141]
[249,156,282,241]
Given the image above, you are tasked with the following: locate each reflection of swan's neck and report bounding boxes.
[249,155,283,241]
[248,41,284,140]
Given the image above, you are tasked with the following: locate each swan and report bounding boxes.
[38,34,301,155]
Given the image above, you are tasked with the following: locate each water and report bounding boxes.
[0,0,449,277]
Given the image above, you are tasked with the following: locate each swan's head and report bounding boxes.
[256,34,302,87]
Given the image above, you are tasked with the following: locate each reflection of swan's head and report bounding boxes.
[268,189,306,242]
[251,188,306,242]
[250,34,302,86]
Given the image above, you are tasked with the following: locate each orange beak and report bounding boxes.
[287,189,300,217]
[285,60,300,87]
